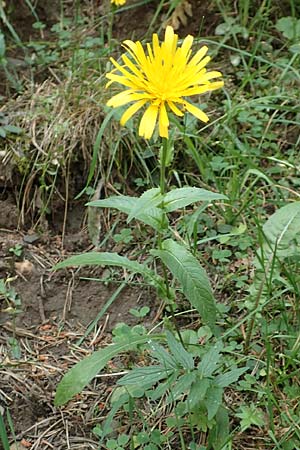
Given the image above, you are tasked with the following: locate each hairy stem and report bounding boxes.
[159,138,185,348]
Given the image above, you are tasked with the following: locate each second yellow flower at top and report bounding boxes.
[111,0,126,6]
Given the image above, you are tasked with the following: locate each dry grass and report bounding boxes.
[0,320,110,449]
[1,62,110,230]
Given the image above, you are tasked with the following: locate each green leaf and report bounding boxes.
[118,434,130,446]
[250,202,300,303]
[148,375,177,401]
[164,187,227,213]
[275,16,300,41]
[54,251,157,282]
[0,32,5,59]
[215,367,248,388]
[0,6,23,45]
[148,340,178,369]
[107,439,118,449]
[75,109,115,199]
[205,385,223,421]
[189,377,211,408]
[55,334,160,406]
[87,195,164,231]
[166,330,194,370]
[289,43,300,54]
[100,392,129,441]
[262,202,300,261]
[117,365,172,387]
[215,18,236,35]
[127,188,163,222]
[198,342,222,377]
[3,124,22,134]
[152,239,217,331]
[88,195,134,211]
[0,412,10,450]
[242,168,273,188]
[236,404,265,432]
[208,406,230,450]
[129,306,150,318]
[166,372,197,403]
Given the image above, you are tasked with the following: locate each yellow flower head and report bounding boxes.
[106,26,224,139]
[111,0,126,6]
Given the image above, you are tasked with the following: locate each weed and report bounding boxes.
[129,306,150,318]
[50,3,300,446]
[0,409,10,450]
[2,0,300,448]
[52,25,241,450]
[0,278,22,359]
[8,243,23,257]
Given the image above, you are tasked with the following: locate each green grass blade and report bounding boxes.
[0,413,10,450]
[75,109,115,199]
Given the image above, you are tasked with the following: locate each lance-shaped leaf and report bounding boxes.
[54,252,159,286]
[205,385,223,421]
[164,187,227,212]
[117,365,173,387]
[198,341,222,377]
[87,193,164,231]
[152,239,217,331]
[126,188,163,222]
[166,330,194,370]
[55,334,160,406]
[214,367,248,388]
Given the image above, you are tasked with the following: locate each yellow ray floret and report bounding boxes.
[111,0,126,6]
[110,0,126,6]
[106,26,224,139]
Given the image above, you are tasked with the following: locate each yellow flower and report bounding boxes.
[111,0,126,6]
[106,26,224,139]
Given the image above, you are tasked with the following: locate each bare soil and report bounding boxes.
[0,190,158,448]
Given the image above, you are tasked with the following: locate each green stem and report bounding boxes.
[159,138,185,348]
[160,137,168,195]
[108,9,114,53]
[244,275,266,354]
[244,252,274,353]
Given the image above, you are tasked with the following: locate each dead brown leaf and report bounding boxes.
[15,260,34,275]
[165,0,193,30]
[10,442,31,450]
